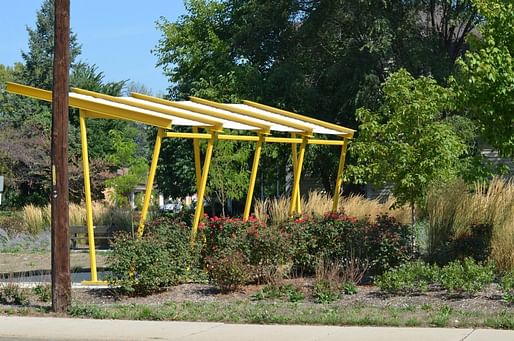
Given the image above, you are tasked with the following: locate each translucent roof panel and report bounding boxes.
[178,101,300,133]
[124,97,260,131]
[228,104,343,135]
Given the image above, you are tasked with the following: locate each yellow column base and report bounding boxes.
[81,280,108,285]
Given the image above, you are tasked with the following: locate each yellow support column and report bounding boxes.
[79,112,103,284]
[192,127,205,217]
[332,138,349,212]
[192,127,202,192]
[137,128,164,238]
[191,132,216,244]
[291,133,302,214]
[243,134,264,221]
[289,136,307,216]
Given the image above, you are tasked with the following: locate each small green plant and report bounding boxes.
[251,284,304,302]
[342,282,358,295]
[375,261,437,295]
[312,279,340,303]
[32,284,51,302]
[500,271,514,304]
[69,304,108,319]
[439,258,494,296]
[0,283,29,305]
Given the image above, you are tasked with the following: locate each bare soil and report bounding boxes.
[0,252,108,274]
[69,278,513,314]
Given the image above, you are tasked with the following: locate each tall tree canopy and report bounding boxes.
[154,0,478,197]
[453,0,514,157]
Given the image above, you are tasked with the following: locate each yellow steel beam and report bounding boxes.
[332,138,350,212]
[190,96,314,136]
[191,131,216,244]
[6,82,173,129]
[243,134,264,221]
[242,99,355,137]
[79,112,98,283]
[72,87,224,132]
[163,132,346,145]
[289,136,308,216]
[165,132,212,139]
[131,92,270,134]
[137,128,165,238]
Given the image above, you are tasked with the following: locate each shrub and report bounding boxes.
[0,283,29,305]
[283,213,412,275]
[439,258,495,296]
[107,217,200,296]
[200,216,292,290]
[500,271,514,304]
[375,261,438,295]
[205,251,251,293]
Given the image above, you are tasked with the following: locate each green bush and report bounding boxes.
[500,271,514,304]
[107,217,200,296]
[375,261,438,295]
[439,258,495,296]
[0,283,29,305]
[205,251,251,293]
[283,213,412,275]
[201,216,292,290]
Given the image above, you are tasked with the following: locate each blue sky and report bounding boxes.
[0,0,186,93]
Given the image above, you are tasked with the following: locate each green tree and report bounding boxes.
[453,0,514,157]
[105,128,148,207]
[208,139,251,216]
[21,0,81,90]
[350,69,467,221]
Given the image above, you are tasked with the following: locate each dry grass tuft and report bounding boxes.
[254,191,411,224]
[21,202,133,234]
[22,204,47,234]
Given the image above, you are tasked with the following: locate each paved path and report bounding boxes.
[0,316,513,340]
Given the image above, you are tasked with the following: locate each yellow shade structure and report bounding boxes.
[5,81,355,284]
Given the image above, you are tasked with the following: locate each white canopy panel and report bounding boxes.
[228,104,344,135]
[178,101,301,133]
[123,97,259,131]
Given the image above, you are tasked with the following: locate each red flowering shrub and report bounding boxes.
[200,216,292,290]
[283,213,412,275]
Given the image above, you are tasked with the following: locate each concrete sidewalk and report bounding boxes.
[0,316,513,340]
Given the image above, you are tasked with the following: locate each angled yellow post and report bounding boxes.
[137,128,164,238]
[192,128,202,191]
[289,136,307,216]
[332,138,349,212]
[192,127,205,217]
[191,131,216,244]
[290,133,302,214]
[243,134,265,221]
[79,112,101,284]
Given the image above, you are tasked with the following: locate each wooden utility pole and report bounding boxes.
[51,0,71,313]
